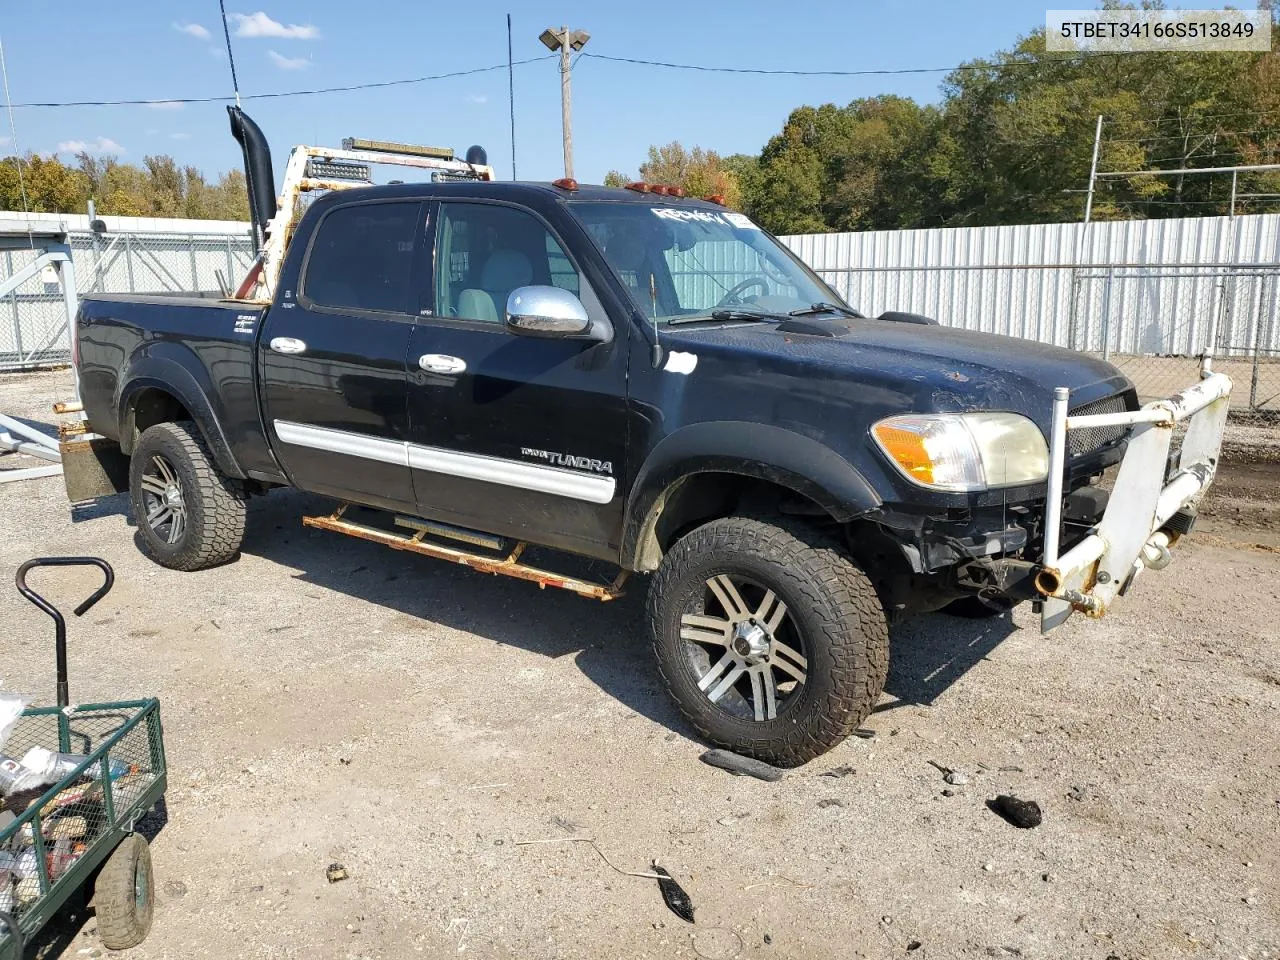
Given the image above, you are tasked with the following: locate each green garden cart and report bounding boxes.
[1,557,167,956]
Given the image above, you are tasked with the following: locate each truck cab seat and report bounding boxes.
[458,249,533,322]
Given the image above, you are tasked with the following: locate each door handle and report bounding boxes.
[419,354,467,375]
[269,337,307,355]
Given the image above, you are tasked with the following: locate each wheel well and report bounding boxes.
[124,389,191,453]
[632,472,837,572]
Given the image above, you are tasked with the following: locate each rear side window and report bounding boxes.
[303,202,420,314]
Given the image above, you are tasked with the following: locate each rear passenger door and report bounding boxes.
[404,200,630,560]
[259,199,425,513]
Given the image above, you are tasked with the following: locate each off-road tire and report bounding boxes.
[130,420,248,571]
[94,833,154,950]
[648,516,890,767]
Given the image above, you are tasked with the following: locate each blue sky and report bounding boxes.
[0,1,1234,185]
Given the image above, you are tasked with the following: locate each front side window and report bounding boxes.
[435,203,581,324]
[569,202,843,324]
[303,201,420,314]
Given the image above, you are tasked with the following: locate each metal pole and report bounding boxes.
[7,250,21,361]
[1100,265,1114,361]
[55,251,80,400]
[1043,387,1071,569]
[1230,170,1238,219]
[1250,275,1266,409]
[508,13,517,180]
[560,26,573,180]
[1083,115,1103,225]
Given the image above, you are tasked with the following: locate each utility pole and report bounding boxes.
[539,26,590,179]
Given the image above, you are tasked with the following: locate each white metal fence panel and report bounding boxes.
[782,215,1280,414]
[1,224,254,369]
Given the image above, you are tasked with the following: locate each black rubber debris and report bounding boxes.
[653,864,695,923]
[852,728,877,739]
[988,795,1043,829]
[821,766,856,779]
[699,749,786,782]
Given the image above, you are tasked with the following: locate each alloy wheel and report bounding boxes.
[679,573,808,722]
[138,454,187,545]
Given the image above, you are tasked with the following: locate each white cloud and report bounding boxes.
[168,132,193,141]
[465,94,489,105]
[231,11,319,39]
[56,137,124,155]
[268,49,310,70]
[173,22,212,40]
[145,100,184,111]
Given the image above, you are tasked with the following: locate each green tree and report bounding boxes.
[0,154,88,213]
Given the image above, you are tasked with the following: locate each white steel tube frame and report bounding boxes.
[251,145,496,301]
[1037,356,1232,632]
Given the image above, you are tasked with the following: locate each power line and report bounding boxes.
[578,49,1154,77]
[9,57,555,108]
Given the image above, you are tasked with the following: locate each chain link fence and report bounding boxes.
[1,230,255,370]
[1068,265,1279,422]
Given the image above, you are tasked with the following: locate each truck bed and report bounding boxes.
[76,293,274,481]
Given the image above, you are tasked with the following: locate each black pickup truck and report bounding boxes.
[68,167,1146,765]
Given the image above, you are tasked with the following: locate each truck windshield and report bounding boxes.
[568,202,845,325]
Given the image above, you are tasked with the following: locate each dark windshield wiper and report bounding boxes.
[668,309,786,326]
[788,301,863,319]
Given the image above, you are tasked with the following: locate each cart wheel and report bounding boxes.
[95,834,154,950]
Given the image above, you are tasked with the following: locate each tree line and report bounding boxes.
[0,151,250,221]
[5,16,1277,231]
[607,19,1280,234]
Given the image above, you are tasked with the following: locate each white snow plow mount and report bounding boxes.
[1037,356,1232,632]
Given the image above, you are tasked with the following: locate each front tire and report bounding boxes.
[129,420,248,571]
[94,833,154,950]
[648,516,889,767]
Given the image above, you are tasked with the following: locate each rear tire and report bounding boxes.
[94,834,154,950]
[647,516,889,767]
[129,420,248,571]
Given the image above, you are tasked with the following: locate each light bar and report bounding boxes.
[432,170,485,183]
[305,158,371,182]
[342,137,454,160]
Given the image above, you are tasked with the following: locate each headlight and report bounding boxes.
[871,412,1049,491]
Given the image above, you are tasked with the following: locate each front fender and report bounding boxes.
[117,348,244,478]
[622,421,882,566]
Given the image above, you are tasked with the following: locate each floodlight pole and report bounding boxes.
[560,26,573,180]
[541,26,589,180]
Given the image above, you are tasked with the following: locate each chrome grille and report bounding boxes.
[1068,393,1133,457]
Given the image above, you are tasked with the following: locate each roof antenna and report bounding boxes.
[217,0,242,107]
[649,272,663,368]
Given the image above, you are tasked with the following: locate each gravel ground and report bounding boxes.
[1,370,1278,960]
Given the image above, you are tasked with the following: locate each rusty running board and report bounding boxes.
[302,505,629,601]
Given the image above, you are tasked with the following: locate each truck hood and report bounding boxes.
[661,316,1134,430]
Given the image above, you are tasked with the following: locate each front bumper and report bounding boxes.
[1036,357,1232,632]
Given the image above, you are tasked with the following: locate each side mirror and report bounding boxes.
[505,286,593,338]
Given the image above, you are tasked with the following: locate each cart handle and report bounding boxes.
[15,556,114,709]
